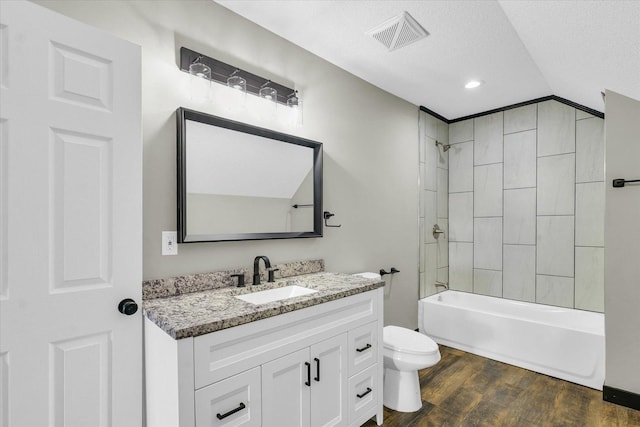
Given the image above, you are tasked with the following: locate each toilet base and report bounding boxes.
[383,367,422,412]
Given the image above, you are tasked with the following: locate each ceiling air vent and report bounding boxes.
[367,11,429,52]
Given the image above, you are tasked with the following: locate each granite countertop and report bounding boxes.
[143,272,384,339]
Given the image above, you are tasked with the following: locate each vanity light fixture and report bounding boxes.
[259,81,278,103]
[226,69,247,112]
[179,47,302,121]
[188,56,212,102]
[465,80,484,89]
[287,90,303,126]
[227,69,247,92]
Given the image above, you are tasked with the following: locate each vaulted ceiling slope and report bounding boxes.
[216,0,640,120]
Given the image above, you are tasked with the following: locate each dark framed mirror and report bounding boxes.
[177,108,323,242]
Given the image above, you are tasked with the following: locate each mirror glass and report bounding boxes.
[177,108,323,242]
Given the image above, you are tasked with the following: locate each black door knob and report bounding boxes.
[118,298,138,315]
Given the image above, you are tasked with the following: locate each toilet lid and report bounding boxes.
[383,326,439,355]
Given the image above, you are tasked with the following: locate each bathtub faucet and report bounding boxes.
[435,281,449,290]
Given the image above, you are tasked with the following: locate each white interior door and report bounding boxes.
[0,1,142,426]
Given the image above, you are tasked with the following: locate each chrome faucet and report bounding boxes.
[253,256,278,285]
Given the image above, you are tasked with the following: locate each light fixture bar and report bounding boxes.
[180,47,295,105]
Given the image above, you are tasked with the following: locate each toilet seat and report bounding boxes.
[383,326,439,355]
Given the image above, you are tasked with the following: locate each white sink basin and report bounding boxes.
[235,285,318,305]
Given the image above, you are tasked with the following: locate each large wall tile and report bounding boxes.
[437,168,448,218]
[424,137,437,191]
[450,119,473,144]
[474,164,503,217]
[437,120,449,169]
[424,190,437,244]
[537,100,576,156]
[537,154,575,215]
[474,112,503,165]
[437,218,448,267]
[536,275,574,308]
[474,217,502,270]
[575,247,604,312]
[537,216,574,277]
[504,130,536,189]
[449,192,473,242]
[503,245,536,302]
[504,104,537,134]
[420,272,427,298]
[474,269,502,297]
[425,114,438,139]
[449,141,473,193]
[420,222,425,273]
[437,267,448,285]
[504,188,536,245]
[576,109,596,120]
[575,182,605,247]
[425,243,437,293]
[576,117,604,183]
[450,242,473,292]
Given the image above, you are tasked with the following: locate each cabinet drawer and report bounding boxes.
[348,321,377,376]
[348,364,378,425]
[195,367,261,427]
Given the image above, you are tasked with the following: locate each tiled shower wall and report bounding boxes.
[419,112,449,298]
[447,100,605,311]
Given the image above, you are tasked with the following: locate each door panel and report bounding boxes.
[262,348,310,427]
[310,334,348,427]
[50,332,112,427]
[0,1,141,426]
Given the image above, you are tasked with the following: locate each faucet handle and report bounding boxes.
[230,273,245,287]
[267,268,280,283]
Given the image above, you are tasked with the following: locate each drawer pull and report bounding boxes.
[357,387,372,399]
[216,402,246,420]
[356,343,372,353]
[305,362,311,386]
[314,357,320,382]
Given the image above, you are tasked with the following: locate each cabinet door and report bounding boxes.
[262,348,311,427]
[195,366,261,427]
[310,334,348,427]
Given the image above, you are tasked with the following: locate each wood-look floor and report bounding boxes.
[363,346,640,427]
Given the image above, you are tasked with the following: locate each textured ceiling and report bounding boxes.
[216,0,640,120]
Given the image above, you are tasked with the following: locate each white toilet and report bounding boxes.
[383,325,440,412]
[353,273,441,412]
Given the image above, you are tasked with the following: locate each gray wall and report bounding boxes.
[604,90,640,394]
[34,0,420,329]
[447,100,605,311]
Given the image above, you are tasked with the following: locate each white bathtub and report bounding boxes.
[419,290,605,390]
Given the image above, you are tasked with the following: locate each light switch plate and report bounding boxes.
[162,231,178,255]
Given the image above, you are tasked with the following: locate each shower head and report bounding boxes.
[435,140,450,152]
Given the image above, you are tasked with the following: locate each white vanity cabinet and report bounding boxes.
[145,288,384,427]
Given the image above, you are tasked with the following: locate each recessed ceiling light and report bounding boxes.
[465,80,484,89]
